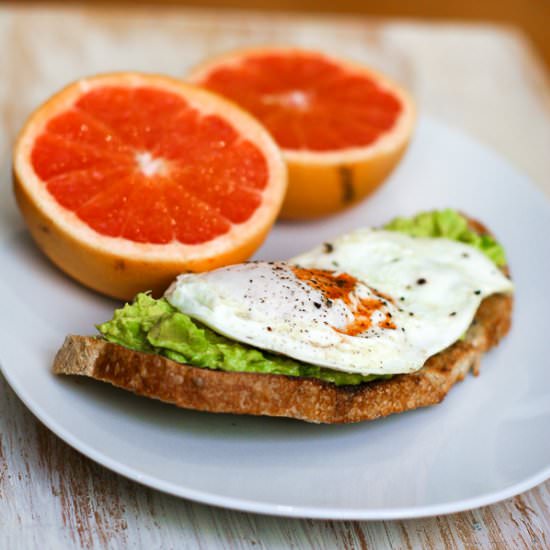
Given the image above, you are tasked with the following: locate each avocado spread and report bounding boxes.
[97,209,506,386]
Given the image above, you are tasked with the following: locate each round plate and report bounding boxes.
[1,117,549,520]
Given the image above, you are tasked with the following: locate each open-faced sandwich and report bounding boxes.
[53,209,514,423]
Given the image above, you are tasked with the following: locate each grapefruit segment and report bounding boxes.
[31,133,131,180]
[162,183,232,245]
[171,167,262,224]
[75,176,135,238]
[46,167,129,211]
[118,176,174,244]
[14,73,286,299]
[75,86,184,150]
[45,109,132,156]
[189,47,415,218]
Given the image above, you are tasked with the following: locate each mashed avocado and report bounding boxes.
[97,209,506,386]
[98,292,385,386]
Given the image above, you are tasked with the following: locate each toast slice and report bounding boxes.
[53,289,512,424]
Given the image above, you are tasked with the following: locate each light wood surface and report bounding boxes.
[2,5,550,548]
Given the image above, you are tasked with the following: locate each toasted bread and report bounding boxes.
[52,290,512,423]
[53,215,513,424]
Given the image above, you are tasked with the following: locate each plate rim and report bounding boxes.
[3,359,550,520]
[2,115,550,520]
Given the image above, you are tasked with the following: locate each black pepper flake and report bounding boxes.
[474,290,481,295]
[417,278,427,285]
[409,312,414,316]
[323,242,334,253]
[313,302,322,309]
[399,296,405,301]
[266,326,272,331]
[450,311,457,316]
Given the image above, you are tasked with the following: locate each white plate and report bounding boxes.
[1,117,549,520]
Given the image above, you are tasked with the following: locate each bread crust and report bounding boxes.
[53,212,513,423]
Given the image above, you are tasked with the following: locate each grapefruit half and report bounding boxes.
[13,73,287,299]
[188,47,415,219]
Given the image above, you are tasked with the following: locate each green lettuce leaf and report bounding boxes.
[383,209,507,266]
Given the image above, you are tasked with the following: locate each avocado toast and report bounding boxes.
[53,210,513,423]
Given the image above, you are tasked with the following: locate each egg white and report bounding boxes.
[292,229,513,369]
[165,230,513,376]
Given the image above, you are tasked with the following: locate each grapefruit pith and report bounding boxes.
[13,73,287,299]
[188,47,415,219]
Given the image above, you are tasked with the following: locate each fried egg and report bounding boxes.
[165,230,513,376]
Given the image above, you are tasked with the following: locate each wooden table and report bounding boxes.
[2,5,550,548]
